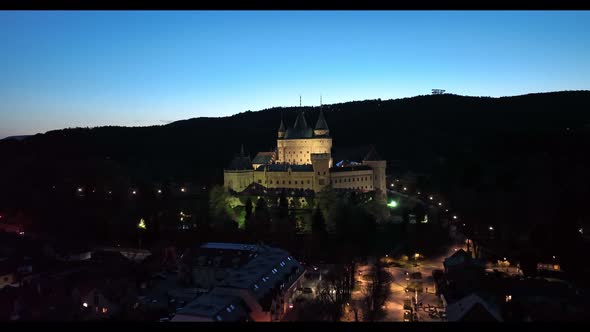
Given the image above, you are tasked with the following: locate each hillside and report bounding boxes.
[1,91,590,192]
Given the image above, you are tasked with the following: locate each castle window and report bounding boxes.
[323,171,326,175]
[283,180,285,184]
[295,181,298,184]
[258,180,262,184]
[307,180,310,184]
[317,171,320,175]
[289,181,291,185]
[270,180,273,184]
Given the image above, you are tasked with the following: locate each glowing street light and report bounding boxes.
[403,187,407,191]
[453,215,457,220]
[429,196,433,200]
[157,189,162,194]
[83,302,88,308]
[489,226,494,231]
[445,209,449,212]
[387,200,398,208]
[181,188,186,192]
[77,188,83,192]
[438,202,442,206]
[132,190,137,195]
[138,218,147,230]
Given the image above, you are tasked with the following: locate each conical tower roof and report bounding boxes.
[278,118,286,132]
[293,111,309,130]
[315,109,329,131]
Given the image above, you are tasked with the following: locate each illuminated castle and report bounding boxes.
[223,100,387,201]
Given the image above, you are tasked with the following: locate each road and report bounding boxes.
[345,241,464,322]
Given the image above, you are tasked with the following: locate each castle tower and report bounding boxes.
[311,153,331,192]
[362,146,387,202]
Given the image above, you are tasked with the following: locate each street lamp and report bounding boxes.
[489,226,494,231]
[453,215,457,220]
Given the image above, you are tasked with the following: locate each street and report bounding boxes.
[344,242,463,322]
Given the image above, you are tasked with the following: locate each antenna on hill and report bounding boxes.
[432,89,446,95]
[300,95,302,107]
[320,94,322,108]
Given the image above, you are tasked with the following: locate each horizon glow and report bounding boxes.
[1,11,589,138]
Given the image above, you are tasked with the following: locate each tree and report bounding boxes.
[311,206,327,236]
[360,259,392,321]
[278,191,289,219]
[245,197,253,221]
[209,185,231,222]
[318,264,353,321]
[253,197,270,237]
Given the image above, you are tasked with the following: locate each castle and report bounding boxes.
[223,105,387,201]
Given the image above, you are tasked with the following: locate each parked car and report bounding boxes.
[403,299,412,310]
[403,311,411,322]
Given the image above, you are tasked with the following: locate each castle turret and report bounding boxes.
[278,117,286,138]
[314,108,329,137]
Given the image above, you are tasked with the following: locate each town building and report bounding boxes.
[171,242,305,322]
[223,106,387,202]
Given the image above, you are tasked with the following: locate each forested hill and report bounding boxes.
[1,91,590,191]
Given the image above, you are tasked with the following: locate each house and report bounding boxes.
[443,249,486,283]
[172,289,250,322]
[445,292,503,322]
[174,242,305,322]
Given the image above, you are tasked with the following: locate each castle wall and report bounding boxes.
[224,170,254,192]
[253,170,314,190]
[277,138,332,166]
[330,169,374,191]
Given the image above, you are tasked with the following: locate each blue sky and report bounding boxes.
[1,11,589,138]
